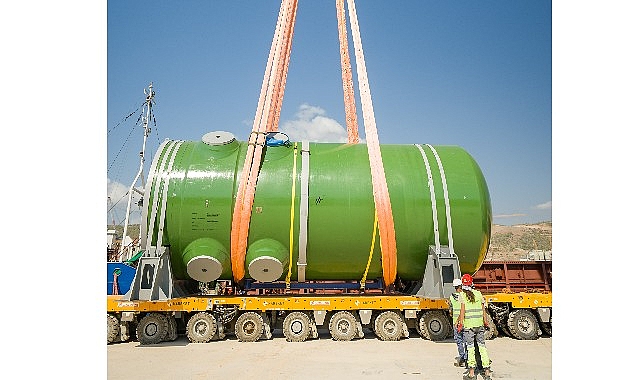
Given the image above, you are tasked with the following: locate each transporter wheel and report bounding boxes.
[165,315,178,342]
[507,309,540,340]
[107,314,119,344]
[540,322,552,337]
[283,312,312,342]
[136,313,169,345]
[415,313,428,339]
[157,314,172,341]
[374,311,404,341]
[484,316,498,340]
[417,311,451,341]
[234,312,264,342]
[329,311,358,341]
[187,312,217,343]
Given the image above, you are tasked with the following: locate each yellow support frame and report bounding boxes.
[107,294,449,314]
[483,292,552,309]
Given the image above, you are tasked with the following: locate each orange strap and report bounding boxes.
[233,0,397,287]
[268,1,298,132]
[336,0,359,144]
[346,0,398,287]
[231,0,299,283]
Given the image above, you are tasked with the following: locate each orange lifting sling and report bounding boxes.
[344,0,397,286]
[336,0,359,144]
[231,0,398,287]
[230,0,299,283]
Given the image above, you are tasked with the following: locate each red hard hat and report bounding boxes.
[461,273,473,286]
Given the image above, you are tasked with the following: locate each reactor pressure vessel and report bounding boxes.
[140,131,491,285]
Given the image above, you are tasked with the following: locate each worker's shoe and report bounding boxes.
[454,357,467,367]
[462,369,477,379]
[479,368,492,380]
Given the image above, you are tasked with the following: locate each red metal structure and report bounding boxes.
[472,260,552,293]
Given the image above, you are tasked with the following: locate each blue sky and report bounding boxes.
[107,0,552,226]
[3,1,641,374]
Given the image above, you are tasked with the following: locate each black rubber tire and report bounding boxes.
[374,311,404,341]
[540,321,552,336]
[484,317,498,340]
[136,313,169,345]
[186,312,217,343]
[415,312,429,339]
[329,311,358,341]
[283,312,311,342]
[107,314,119,344]
[507,309,540,340]
[165,315,178,342]
[234,312,264,342]
[417,311,452,341]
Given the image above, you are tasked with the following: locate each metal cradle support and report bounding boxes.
[414,245,462,299]
[124,246,184,301]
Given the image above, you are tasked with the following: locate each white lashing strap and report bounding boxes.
[155,140,183,250]
[426,144,454,254]
[144,140,183,252]
[297,141,310,282]
[415,144,441,254]
[140,139,171,251]
[145,140,177,250]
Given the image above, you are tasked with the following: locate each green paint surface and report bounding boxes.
[144,136,491,282]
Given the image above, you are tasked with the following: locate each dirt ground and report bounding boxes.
[107,329,552,380]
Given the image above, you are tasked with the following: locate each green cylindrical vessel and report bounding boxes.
[141,131,491,283]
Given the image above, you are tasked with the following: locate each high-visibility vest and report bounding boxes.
[450,293,461,323]
[461,289,484,328]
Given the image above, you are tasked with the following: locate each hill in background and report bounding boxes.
[487,221,551,261]
[108,224,140,241]
[108,221,552,262]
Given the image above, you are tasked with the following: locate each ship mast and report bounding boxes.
[119,83,154,261]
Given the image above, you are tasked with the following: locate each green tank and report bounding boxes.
[141,131,491,285]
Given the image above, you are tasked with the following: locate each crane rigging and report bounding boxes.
[107,196,118,226]
[231,0,398,288]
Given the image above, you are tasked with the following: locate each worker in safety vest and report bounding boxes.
[449,278,467,367]
[456,273,493,379]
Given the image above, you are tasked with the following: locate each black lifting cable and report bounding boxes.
[107,191,129,214]
[152,112,162,147]
[108,192,143,227]
[107,112,142,174]
[107,102,145,136]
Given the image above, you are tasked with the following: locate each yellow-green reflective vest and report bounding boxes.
[450,293,461,322]
[461,289,484,328]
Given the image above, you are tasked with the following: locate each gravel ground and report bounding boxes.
[107,330,552,380]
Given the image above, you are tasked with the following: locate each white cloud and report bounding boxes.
[534,201,552,210]
[107,178,143,225]
[279,104,348,143]
[106,104,345,226]
[494,213,527,218]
